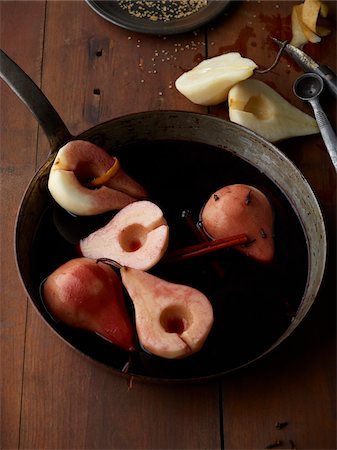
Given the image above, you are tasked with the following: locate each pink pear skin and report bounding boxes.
[48,140,148,216]
[43,258,134,351]
[201,184,274,263]
[120,267,214,359]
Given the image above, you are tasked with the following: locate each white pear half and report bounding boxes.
[228,79,319,142]
[120,267,214,359]
[48,140,147,216]
[175,52,257,106]
[80,200,169,271]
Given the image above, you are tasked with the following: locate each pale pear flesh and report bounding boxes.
[120,267,214,359]
[228,79,319,142]
[175,52,257,106]
[80,200,169,271]
[48,140,147,216]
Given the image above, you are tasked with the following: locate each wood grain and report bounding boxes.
[0,2,46,448]
[209,2,336,448]
[1,1,220,449]
[1,1,336,449]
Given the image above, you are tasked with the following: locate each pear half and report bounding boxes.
[80,200,169,271]
[175,52,257,106]
[201,184,274,263]
[121,268,214,359]
[228,79,319,142]
[48,140,147,216]
[43,258,134,351]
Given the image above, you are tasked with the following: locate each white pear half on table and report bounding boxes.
[80,200,169,271]
[175,52,257,106]
[120,267,214,359]
[228,79,319,142]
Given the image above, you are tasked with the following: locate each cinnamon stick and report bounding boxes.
[181,209,225,276]
[164,234,248,263]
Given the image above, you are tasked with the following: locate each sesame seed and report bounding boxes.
[117,0,208,22]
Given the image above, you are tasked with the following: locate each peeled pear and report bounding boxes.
[290,3,310,47]
[80,200,169,271]
[201,184,274,263]
[43,258,134,351]
[120,268,214,359]
[48,140,147,216]
[228,79,319,142]
[175,52,257,106]
[290,1,331,47]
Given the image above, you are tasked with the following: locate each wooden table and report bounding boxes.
[1,1,336,449]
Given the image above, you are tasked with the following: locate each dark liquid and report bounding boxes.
[31,140,308,381]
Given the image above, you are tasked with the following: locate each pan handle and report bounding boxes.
[0,49,72,153]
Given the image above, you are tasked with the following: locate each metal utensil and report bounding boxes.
[272,37,337,99]
[293,73,337,172]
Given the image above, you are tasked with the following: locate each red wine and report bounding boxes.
[31,140,308,380]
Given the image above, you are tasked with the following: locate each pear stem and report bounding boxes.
[182,209,209,242]
[255,39,288,74]
[96,258,123,269]
[164,234,249,263]
[182,209,225,275]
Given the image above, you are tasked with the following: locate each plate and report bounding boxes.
[85,0,231,35]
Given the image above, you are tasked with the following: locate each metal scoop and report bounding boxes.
[293,73,337,172]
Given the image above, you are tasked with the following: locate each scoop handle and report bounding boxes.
[309,98,337,173]
[316,65,337,99]
[0,49,72,153]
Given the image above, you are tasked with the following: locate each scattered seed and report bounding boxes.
[118,0,208,22]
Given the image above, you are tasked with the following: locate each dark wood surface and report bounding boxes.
[0,1,335,449]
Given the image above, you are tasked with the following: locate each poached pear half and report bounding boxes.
[121,268,214,359]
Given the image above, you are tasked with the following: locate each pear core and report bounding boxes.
[228,79,319,142]
[160,305,191,335]
[120,267,214,359]
[80,200,169,271]
[119,224,147,252]
[48,140,147,216]
[242,95,274,120]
